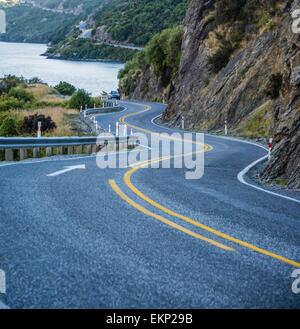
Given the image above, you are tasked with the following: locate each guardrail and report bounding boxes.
[0,102,134,162]
[80,104,126,135]
[0,135,138,161]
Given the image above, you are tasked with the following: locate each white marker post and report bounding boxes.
[0,269,5,294]
[123,125,127,137]
[182,116,185,130]
[108,124,111,133]
[85,104,88,110]
[37,121,42,138]
[116,122,119,137]
[268,138,273,161]
[80,106,83,113]
[225,120,228,136]
[130,128,133,136]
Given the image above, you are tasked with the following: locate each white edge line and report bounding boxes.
[151,114,300,204]
[151,114,172,130]
[237,155,300,204]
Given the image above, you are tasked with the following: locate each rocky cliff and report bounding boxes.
[123,0,300,189]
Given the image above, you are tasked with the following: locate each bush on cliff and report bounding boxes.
[119,25,183,95]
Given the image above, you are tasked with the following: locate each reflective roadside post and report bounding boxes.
[268,138,273,161]
[116,122,119,136]
[0,9,6,34]
[37,121,42,138]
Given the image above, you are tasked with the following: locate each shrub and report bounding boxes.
[68,89,92,110]
[0,117,18,137]
[0,95,25,111]
[145,26,183,82]
[21,114,57,135]
[265,73,282,99]
[119,26,183,95]
[91,97,103,108]
[54,81,76,96]
[27,77,43,84]
[0,75,25,95]
[208,36,233,73]
[8,88,34,102]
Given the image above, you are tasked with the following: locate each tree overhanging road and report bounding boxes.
[0,101,299,309]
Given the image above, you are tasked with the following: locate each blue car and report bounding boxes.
[109,91,120,100]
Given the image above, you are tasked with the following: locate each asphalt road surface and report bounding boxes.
[0,101,299,309]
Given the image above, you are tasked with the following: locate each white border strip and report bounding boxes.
[151,114,300,204]
[237,155,300,204]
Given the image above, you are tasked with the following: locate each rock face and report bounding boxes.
[168,0,300,189]
[125,0,300,188]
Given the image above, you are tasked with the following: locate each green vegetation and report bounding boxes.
[93,0,188,46]
[34,0,101,13]
[54,81,76,96]
[119,26,183,96]
[0,4,78,43]
[48,38,138,62]
[69,89,92,109]
[0,117,18,137]
[0,75,98,137]
[243,103,274,138]
[68,89,102,110]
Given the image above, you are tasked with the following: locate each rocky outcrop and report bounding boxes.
[161,0,299,189]
[124,0,300,188]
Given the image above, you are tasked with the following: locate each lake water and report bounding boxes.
[0,42,124,96]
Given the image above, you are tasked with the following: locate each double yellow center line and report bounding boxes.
[110,102,300,267]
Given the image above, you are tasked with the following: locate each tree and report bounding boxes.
[68,89,92,110]
[54,81,76,96]
[0,117,18,137]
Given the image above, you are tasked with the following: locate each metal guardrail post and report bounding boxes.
[5,149,13,161]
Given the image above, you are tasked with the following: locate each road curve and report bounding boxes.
[0,101,299,309]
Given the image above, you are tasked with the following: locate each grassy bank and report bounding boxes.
[0,76,101,137]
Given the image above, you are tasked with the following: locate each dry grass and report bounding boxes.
[11,107,79,137]
[29,83,64,103]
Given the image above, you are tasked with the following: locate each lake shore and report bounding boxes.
[41,52,124,64]
[0,41,123,96]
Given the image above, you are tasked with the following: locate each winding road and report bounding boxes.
[0,101,299,308]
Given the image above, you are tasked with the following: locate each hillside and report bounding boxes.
[0,4,78,43]
[120,0,300,189]
[45,0,188,61]
[0,0,105,43]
